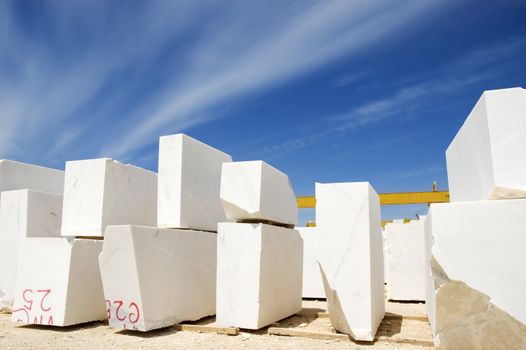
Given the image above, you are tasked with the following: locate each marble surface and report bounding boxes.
[316,182,385,341]
[61,158,157,237]
[426,199,526,347]
[384,217,426,301]
[216,223,302,329]
[0,159,64,195]
[220,161,297,226]
[158,134,232,231]
[297,227,325,298]
[99,225,217,331]
[446,87,526,202]
[0,190,63,312]
[11,237,105,326]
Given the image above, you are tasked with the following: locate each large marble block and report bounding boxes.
[0,159,64,195]
[11,237,105,326]
[384,218,426,301]
[61,158,157,237]
[220,161,297,226]
[425,199,526,349]
[99,225,217,331]
[316,182,385,341]
[446,87,526,202]
[216,223,302,329]
[0,190,62,312]
[298,227,325,299]
[158,134,232,231]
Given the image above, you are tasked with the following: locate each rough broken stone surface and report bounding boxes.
[220,161,297,226]
[216,223,302,329]
[316,182,385,341]
[0,190,62,312]
[11,237,105,326]
[157,134,232,231]
[297,227,325,299]
[426,199,526,348]
[384,218,426,301]
[435,280,526,350]
[446,87,526,202]
[61,158,157,237]
[99,225,217,331]
[0,159,64,195]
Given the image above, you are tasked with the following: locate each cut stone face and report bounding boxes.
[0,159,64,195]
[0,190,63,312]
[316,182,385,341]
[446,87,526,202]
[99,225,217,331]
[11,237,105,326]
[381,230,389,284]
[216,223,302,329]
[220,161,297,226]
[425,199,526,347]
[297,227,325,299]
[384,217,426,301]
[158,134,232,231]
[61,158,157,237]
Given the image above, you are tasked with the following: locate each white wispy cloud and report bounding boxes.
[97,0,443,160]
[0,0,487,164]
[246,36,526,160]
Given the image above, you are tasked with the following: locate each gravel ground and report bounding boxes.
[0,299,433,350]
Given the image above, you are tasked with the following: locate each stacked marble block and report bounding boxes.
[316,182,385,341]
[383,217,426,301]
[297,227,325,299]
[425,87,526,349]
[11,158,157,326]
[99,134,230,331]
[0,160,64,312]
[216,161,303,329]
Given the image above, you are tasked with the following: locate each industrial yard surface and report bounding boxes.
[0,299,432,349]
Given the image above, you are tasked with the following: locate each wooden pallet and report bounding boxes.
[271,307,433,347]
[268,326,433,347]
[174,316,239,336]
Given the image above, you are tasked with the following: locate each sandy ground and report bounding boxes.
[0,299,432,350]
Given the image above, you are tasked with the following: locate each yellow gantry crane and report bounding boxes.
[297,182,450,227]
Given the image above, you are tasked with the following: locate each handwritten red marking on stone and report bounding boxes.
[12,308,29,323]
[128,302,140,324]
[22,289,33,310]
[114,300,126,321]
[105,300,111,319]
[37,289,51,312]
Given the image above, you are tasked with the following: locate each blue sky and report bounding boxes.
[1,1,525,225]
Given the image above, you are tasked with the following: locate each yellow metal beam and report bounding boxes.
[379,191,449,205]
[297,190,449,208]
[381,219,412,228]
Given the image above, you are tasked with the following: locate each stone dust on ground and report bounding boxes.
[0,299,432,350]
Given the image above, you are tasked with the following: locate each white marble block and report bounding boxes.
[0,190,63,312]
[446,87,526,202]
[0,159,64,195]
[220,161,297,226]
[158,134,232,231]
[316,182,385,341]
[216,223,303,329]
[298,227,325,299]
[99,225,217,331]
[382,230,389,284]
[384,218,426,301]
[425,199,526,349]
[11,238,105,326]
[61,158,157,237]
